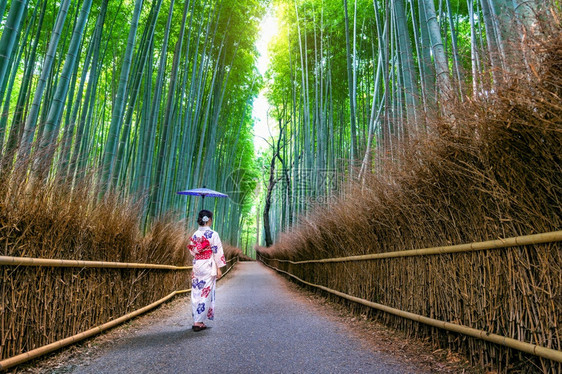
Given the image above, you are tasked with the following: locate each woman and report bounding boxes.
[188,209,226,331]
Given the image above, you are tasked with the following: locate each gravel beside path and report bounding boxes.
[67,262,432,374]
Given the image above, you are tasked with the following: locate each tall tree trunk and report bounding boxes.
[264,135,281,247]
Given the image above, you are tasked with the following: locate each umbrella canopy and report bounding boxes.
[177,187,229,199]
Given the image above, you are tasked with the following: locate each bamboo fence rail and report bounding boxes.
[272,231,562,264]
[260,259,562,363]
[222,256,238,277]
[1,255,239,370]
[0,256,192,270]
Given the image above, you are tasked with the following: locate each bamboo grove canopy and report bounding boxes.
[0,0,264,245]
[258,0,549,243]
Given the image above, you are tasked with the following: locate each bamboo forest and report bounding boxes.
[1,0,561,371]
[0,0,555,247]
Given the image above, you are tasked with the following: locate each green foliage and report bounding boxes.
[0,0,267,247]
[260,0,550,243]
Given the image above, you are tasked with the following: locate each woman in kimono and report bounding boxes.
[188,209,227,331]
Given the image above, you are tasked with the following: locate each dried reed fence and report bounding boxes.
[259,232,561,371]
[0,251,239,371]
[258,29,562,373]
[0,167,242,370]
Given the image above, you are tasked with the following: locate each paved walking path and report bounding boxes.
[69,262,426,374]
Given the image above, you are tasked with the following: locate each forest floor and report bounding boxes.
[11,262,481,373]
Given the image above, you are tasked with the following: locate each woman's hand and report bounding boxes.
[216,267,222,279]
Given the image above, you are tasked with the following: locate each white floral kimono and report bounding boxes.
[188,226,226,324]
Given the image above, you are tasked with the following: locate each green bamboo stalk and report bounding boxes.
[1,0,47,169]
[343,0,357,166]
[137,0,164,197]
[57,24,96,181]
[17,0,71,166]
[113,0,162,191]
[151,0,187,217]
[445,0,464,97]
[35,0,93,178]
[141,0,172,219]
[0,0,28,97]
[393,0,418,129]
[69,6,105,183]
[421,0,453,103]
[479,0,503,85]
[99,0,144,192]
[0,1,31,156]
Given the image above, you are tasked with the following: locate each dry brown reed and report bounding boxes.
[259,26,562,373]
[223,244,250,261]
[0,168,239,362]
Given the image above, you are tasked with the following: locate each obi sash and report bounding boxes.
[195,249,212,260]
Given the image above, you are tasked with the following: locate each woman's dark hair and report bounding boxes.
[197,210,213,226]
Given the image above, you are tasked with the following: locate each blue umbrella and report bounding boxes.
[177,186,229,208]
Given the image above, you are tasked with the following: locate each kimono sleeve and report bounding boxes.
[211,232,227,268]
